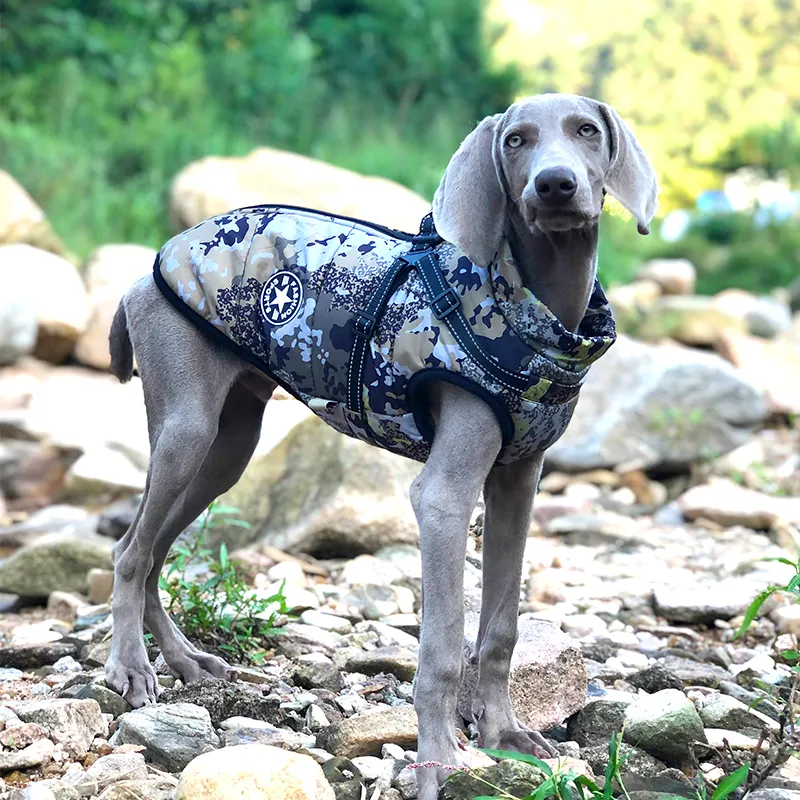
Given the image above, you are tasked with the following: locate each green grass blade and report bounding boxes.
[735,588,776,638]
[711,764,749,800]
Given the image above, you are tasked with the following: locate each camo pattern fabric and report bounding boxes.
[156,205,616,464]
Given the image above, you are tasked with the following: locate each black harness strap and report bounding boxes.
[347,215,442,415]
[347,213,529,418]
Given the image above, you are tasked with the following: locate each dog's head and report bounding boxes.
[433,94,658,266]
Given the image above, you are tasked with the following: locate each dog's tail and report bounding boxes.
[109,299,134,383]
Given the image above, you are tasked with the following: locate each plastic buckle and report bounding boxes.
[354,310,376,338]
[431,287,460,319]
[400,249,431,266]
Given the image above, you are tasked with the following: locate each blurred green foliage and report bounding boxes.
[654,213,800,295]
[0,0,514,256]
[1,0,798,293]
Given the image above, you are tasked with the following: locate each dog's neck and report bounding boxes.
[504,208,599,333]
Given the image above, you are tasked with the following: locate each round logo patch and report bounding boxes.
[260,271,303,326]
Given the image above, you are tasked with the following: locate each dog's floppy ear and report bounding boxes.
[432,114,505,266]
[597,103,658,235]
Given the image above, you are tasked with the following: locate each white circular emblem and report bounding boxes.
[260,271,303,326]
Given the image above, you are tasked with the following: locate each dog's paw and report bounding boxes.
[105,652,159,708]
[161,645,233,684]
[479,726,558,759]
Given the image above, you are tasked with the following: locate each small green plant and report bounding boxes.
[452,729,749,800]
[159,501,289,664]
[733,555,800,790]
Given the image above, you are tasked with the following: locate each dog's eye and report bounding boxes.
[578,123,599,138]
[505,134,524,149]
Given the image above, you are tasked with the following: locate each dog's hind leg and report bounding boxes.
[105,277,247,707]
[411,384,503,800]
[471,454,557,756]
[141,378,269,682]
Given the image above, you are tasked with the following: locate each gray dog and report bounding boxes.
[106,94,656,798]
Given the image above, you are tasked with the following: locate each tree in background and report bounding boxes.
[0,0,516,254]
[489,0,800,208]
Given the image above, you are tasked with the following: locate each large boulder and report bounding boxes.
[0,170,65,254]
[0,260,38,365]
[114,703,220,771]
[75,244,157,369]
[458,613,587,732]
[169,147,430,234]
[634,295,747,346]
[217,414,421,556]
[546,335,768,471]
[0,533,113,596]
[635,259,696,296]
[0,362,149,460]
[712,289,792,339]
[0,245,89,363]
[177,744,335,800]
[715,330,800,415]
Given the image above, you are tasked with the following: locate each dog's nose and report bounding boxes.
[534,167,578,205]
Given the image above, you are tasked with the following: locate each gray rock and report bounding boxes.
[322,757,364,800]
[546,335,767,471]
[60,770,100,798]
[440,759,546,800]
[96,778,177,800]
[0,642,79,669]
[566,691,634,747]
[9,781,80,800]
[653,584,750,624]
[623,689,707,766]
[219,716,311,750]
[217,414,422,555]
[300,610,353,635]
[344,646,417,682]
[272,622,343,657]
[115,702,220,771]
[0,263,37,365]
[157,678,281,726]
[719,681,782,721]
[791,277,800,314]
[661,655,730,688]
[292,659,345,692]
[86,752,148,787]
[459,613,587,732]
[628,663,684,693]
[750,791,800,800]
[6,699,106,758]
[697,692,779,735]
[0,534,113,596]
[581,742,669,781]
[75,684,130,719]
[316,705,417,758]
[0,738,54,773]
[96,495,141,540]
[0,721,49,749]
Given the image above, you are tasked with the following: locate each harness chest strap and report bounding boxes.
[346,214,529,419]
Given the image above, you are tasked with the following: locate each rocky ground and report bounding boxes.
[1,412,800,800]
[1,172,800,799]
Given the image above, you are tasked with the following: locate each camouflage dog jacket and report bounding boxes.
[154,205,616,464]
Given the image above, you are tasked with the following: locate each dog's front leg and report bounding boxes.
[411,385,502,800]
[471,454,557,756]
